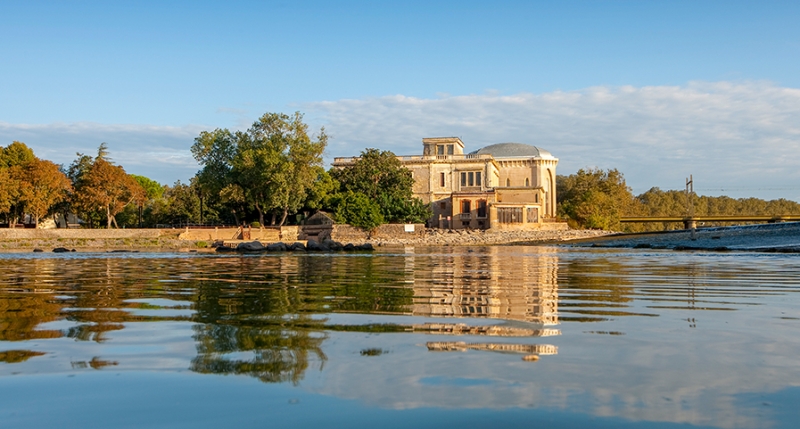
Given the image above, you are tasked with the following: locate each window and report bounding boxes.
[437,145,444,155]
[526,207,539,223]
[477,200,487,218]
[506,178,511,187]
[461,200,471,213]
[525,178,530,187]
[460,171,481,188]
[440,172,445,187]
[440,202,447,210]
[447,145,454,155]
[535,194,539,203]
[497,207,523,223]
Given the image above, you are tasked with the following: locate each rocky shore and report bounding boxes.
[359,228,613,246]
[0,228,614,252]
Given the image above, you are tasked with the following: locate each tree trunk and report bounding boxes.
[107,206,113,228]
[231,209,240,227]
[254,202,264,226]
[270,213,276,226]
[278,208,288,226]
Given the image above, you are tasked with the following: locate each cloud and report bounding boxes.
[0,121,205,185]
[305,81,800,200]
[3,81,799,200]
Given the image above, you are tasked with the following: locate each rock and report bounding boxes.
[216,246,236,253]
[343,243,356,251]
[306,239,330,251]
[237,241,265,252]
[33,248,44,253]
[289,242,306,251]
[52,247,70,253]
[266,242,288,252]
[357,243,375,251]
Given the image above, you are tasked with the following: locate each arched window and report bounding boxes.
[525,178,530,187]
[506,178,511,187]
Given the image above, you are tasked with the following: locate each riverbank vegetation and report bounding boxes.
[556,168,800,231]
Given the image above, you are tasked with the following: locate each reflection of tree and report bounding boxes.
[0,349,46,363]
[0,293,63,341]
[191,320,327,384]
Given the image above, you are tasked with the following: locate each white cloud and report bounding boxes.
[305,81,800,200]
[0,121,205,185]
[3,82,799,200]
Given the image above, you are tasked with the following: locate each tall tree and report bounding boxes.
[72,148,146,228]
[192,112,327,226]
[15,159,72,226]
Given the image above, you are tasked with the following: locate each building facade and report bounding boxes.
[333,137,559,230]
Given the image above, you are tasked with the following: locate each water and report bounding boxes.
[1,247,799,428]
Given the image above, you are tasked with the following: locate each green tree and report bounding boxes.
[0,141,35,169]
[332,191,385,231]
[192,112,327,226]
[331,148,431,223]
[557,168,640,230]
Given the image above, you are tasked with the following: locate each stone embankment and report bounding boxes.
[358,228,612,246]
[0,226,614,251]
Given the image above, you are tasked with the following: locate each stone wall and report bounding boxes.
[0,226,301,243]
[332,224,426,241]
[0,228,164,239]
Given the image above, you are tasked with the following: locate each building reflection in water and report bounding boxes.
[406,246,559,360]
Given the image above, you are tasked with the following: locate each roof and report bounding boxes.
[469,143,554,159]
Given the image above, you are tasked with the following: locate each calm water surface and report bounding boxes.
[1,246,799,428]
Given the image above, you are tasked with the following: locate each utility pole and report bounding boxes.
[686,175,696,237]
[685,175,694,217]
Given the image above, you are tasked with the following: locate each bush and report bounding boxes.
[332,191,384,230]
[250,221,261,228]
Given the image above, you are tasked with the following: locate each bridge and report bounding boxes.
[620,215,800,229]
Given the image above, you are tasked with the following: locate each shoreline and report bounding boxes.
[0,228,614,252]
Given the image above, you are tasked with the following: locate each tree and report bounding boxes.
[234,112,326,226]
[131,175,164,200]
[0,167,19,223]
[330,148,431,223]
[192,112,327,227]
[557,168,640,230]
[0,141,35,169]
[16,159,72,226]
[332,191,385,231]
[72,147,146,228]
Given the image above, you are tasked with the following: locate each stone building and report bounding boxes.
[333,137,560,230]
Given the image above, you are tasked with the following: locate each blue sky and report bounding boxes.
[2,1,799,199]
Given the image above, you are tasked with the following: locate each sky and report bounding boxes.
[1,0,799,200]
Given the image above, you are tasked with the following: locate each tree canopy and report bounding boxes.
[330,148,431,225]
[192,112,327,226]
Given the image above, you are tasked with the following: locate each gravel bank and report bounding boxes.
[362,228,613,246]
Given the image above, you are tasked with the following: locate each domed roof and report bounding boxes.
[469,142,553,159]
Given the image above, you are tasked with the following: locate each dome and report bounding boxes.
[469,142,553,159]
